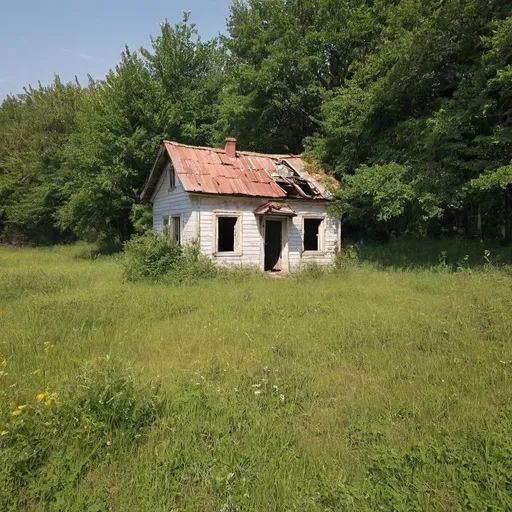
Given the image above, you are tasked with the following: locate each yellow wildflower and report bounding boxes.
[36,393,46,402]
[11,410,21,416]
[0,430,8,436]
[45,392,58,407]
[1,360,6,368]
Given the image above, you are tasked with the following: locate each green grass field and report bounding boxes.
[1,242,511,511]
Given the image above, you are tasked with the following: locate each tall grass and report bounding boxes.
[0,241,511,511]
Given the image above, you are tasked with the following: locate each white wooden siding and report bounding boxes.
[151,171,194,242]
[193,195,339,270]
[287,199,340,270]
[152,176,340,270]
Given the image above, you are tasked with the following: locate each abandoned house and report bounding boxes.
[140,138,340,272]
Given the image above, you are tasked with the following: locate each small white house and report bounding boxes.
[140,138,340,272]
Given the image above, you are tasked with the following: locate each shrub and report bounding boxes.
[123,231,182,281]
[165,240,218,284]
[334,244,359,270]
[123,234,219,284]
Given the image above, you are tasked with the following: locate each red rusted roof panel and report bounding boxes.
[164,141,299,198]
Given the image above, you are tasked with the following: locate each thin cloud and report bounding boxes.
[62,48,107,63]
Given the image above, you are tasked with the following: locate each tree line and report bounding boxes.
[0,0,511,245]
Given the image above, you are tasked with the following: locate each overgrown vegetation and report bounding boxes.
[1,1,511,244]
[123,233,220,283]
[1,243,511,510]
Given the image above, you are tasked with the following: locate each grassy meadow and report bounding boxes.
[0,241,511,511]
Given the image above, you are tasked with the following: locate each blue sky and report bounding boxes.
[0,0,230,100]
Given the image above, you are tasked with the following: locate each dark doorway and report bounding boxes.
[264,220,282,271]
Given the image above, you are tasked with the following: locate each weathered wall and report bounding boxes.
[151,170,194,240]
[194,195,340,271]
[287,199,340,269]
[152,174,340,270]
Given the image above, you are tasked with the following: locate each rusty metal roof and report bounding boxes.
[140,140,328,201]
[164,141,291,198]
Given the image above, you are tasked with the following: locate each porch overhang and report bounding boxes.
[253,201,297,217]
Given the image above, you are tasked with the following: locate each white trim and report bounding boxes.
[166,162,176,192]
[301,214,326,253]
[171,214,182,245]
[212,211,243,257]
[261,215,290,272]
[161,214,183,245]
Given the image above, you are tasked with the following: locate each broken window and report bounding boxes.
[166,162,176,191]
[162,215,181,244]
[303,218,323,251]
[162,215,170,236]
[171,216,181,245]
[217,216,239,252]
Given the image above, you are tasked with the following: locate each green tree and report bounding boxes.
[57,52,164,242]
[314,0,512,239]
[0,77,82,243]
[217,0,384,153]
[58,14,225,242]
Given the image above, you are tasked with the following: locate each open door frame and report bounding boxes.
[259,216,290,272]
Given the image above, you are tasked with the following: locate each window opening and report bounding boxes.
[172,216,181,245]
[166,162,175,191]
[162,215,170,237]
[304,218,322,251]
[217,216,238,252]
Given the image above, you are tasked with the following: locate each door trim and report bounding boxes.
[260,216,290,272]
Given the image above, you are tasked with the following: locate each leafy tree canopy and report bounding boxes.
[0,4,510,244]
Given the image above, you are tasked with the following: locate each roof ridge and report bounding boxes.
[162,140,301,159]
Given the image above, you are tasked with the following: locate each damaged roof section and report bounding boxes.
[253,201,297,216]
[140,139,331,202]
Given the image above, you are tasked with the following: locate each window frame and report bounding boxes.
[213,211,243,256]
[171,215,182,245]
[162,215,170,237]
[165,162,176,192]
[302,215,326,254]
[162,214,182,245]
